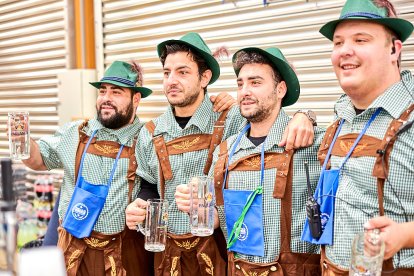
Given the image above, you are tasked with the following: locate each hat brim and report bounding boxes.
[320,17,414,42]
[233,47,300,107]
[89,80,152,98]
[157,39,220,85]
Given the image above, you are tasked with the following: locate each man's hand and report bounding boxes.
[175,184,191,214]
[210,92,236,112]
[364,216,414,260]
[279,113,314,150]
[125,198,148,230]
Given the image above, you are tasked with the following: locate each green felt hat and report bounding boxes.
[90,61,152,98]
[157,32,220,84]
[232,47,300,107]
[320,0,413,42]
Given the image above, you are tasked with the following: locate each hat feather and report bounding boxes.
[212,46,230,62]
[129,60,144,86]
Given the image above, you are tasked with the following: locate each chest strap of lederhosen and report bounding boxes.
[145,109,229,199]
[213,141,295,254]
[74,120,138,204]
[318,104,414,269]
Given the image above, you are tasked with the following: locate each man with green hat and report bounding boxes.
[310,0,414,275]
[21,60,154,275]
[175,46,325,275]
[125,32,243,276]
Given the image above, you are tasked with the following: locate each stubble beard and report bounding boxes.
[242,103,273,123]
[241,92,277,123]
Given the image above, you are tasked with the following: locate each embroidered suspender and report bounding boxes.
[318,104,414,270]
[74,120,139,204]
[145,109,229,199]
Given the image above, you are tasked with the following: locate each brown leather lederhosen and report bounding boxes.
[318,104,414,276]
[213,141,321,275]
[57,121,154,276]
[145,110,229,276]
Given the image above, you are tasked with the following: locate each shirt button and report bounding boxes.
[270,266,277,271]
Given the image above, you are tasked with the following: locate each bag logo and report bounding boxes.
[72,203,89,220]
[238,223,248,241]
[320,212,330,231]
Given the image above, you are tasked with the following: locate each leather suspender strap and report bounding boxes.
[213,141,228,206]
[204,109,230,175]
[75,120,90,182]
[127,138,138,204]
[215,144,295,254]
[317,119,341,169]
[145,110,230,199]
[145,121,173,182]
[74,120,137,202]
[225,151,293,199]
[278,151,294,253]
[373,104,414,180]
[145,121,169,199]
[318,105,414,271]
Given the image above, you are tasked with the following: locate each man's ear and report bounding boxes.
[201,69,212,89]
[133,91,141,108]
[276,81,287,100]
[390,39,402,63]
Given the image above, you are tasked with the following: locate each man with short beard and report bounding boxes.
[21,60,155,275]
[175,47,325,275]
[126,32,317,275]
[125,32,242,276]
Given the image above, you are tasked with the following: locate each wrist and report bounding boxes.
[294,109,317,126]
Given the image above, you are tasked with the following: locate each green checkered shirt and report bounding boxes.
[38,117,142,234]
[325,70,414,269]
[214,110,324,263]
[136,94,243,235]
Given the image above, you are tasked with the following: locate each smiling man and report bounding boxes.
[21,60,154,276]
[310,0,414,274]
[175,47,325,275]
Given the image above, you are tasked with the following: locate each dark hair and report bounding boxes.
[160,44,209,79]
[233,51,282,85]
